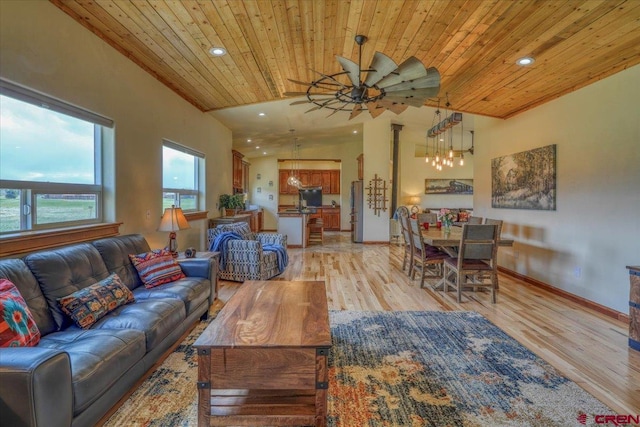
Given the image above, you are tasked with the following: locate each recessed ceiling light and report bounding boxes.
[353,130,358,134]
[516,56,534,66]
[247,139,252,142]
[255,146,260,149]
[263,151,267,155]
[258,112,266,116]
[209,47,226,56]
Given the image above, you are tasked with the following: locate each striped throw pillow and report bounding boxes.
[129,249,185,289]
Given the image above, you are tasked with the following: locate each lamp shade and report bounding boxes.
[158,206,190,232]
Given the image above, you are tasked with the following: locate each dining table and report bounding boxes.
[420,225,514,291]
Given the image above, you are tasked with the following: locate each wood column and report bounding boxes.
[391,124,403,216]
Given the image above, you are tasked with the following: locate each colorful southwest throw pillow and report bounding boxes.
[0,278,41,347]
[58,273,135,329]
[129,249,185,289]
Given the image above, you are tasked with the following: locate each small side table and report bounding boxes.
[177,251,219,261]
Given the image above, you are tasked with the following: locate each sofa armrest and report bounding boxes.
[178,255,219,303]
[0,347,73,427]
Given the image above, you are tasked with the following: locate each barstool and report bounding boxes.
[307,218,324,245]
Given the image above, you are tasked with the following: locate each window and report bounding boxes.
[162,140,204,212]
[0,79,112,234]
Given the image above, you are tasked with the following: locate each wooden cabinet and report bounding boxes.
[242,160,250,193]
[279,169,341,194]
[322,207,340,231]
[330,170,340,193]
[279,170,299,194]
[357,154,364,180]
[232,150,244,192]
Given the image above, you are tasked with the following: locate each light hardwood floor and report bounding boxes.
[217,231,640,414]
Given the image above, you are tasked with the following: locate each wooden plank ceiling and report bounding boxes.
[52,0,640,119]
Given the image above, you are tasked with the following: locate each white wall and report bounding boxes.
[0,1,232,251]
[362,119,392,242]
[474,65,640,314]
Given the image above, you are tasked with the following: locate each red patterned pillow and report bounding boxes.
[458,211,470,222]
[58,273,135,329]
[129,249,185,289]
[0,278,41,347]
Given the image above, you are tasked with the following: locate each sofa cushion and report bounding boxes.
[91,298,185,350]
[24,243,111,330]
[92,234,151,291]
[0,279,41,347]
[132,276,209,316]
[0,259,57,335]
[38,328,146,415]
[129,249,185,289]
[58,274,135,329]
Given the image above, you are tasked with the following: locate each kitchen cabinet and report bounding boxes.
[232,150,244,192]
[357,154,364,180]
[242,160,250,193]
[278,169,341,194]
[322,207,340,231]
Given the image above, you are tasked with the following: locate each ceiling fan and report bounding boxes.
[285,35,440,120]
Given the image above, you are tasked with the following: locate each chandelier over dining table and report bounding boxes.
[424,100,471,171]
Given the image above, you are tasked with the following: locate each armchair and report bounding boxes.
[207,222,288,282]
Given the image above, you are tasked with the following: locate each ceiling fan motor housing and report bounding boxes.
[351,86,368,103]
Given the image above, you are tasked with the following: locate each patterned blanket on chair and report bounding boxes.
[208,231,242,269]
[262,243,288,273]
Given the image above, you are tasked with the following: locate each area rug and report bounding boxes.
[105,310,614,426]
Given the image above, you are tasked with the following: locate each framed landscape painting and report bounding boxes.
[491,144,556,210]
[425,179,473,195]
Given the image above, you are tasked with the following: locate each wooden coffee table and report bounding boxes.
[194,280,331,426]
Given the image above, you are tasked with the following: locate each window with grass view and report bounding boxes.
[162,141,204,212]
[0,80,112,234]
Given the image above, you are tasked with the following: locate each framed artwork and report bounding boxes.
[425,179,473,195]
[491,144,556,210]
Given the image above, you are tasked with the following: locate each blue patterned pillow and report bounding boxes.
[129,249,185,288]
[58,273,134,329]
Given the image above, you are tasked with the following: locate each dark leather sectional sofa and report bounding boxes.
[0,234,218,427]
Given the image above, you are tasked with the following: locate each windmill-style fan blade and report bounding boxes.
[377,98,409,114]
[283,91,332,97]
[288,78,344,91]
[382,68,440,92]
[349,103,363,120]
[366,101,386,118]
[309,69,349,88]
[287,78,312,86]
[363,52,397,87]
[383,94,426,108]
[384,87,440,107]
[290,98,333,106]
[376,57,428,89]
[304,98,343,113]
[336,56,361,87]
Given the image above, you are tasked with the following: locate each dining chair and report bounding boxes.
[443,224,499,303]
[483,218,503,236]
[417,212,438,225]
[410,218,447,288]
[396,206,415,276]
[467,216,483,224]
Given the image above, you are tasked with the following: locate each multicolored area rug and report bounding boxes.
[105,310,613,427]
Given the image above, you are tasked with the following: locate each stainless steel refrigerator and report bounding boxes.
[350,180,364,243]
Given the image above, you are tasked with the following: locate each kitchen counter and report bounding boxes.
[277,211,310,247]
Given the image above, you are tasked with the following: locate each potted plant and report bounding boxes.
[219,193,245,216]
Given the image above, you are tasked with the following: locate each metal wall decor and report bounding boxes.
[366,174,388,216]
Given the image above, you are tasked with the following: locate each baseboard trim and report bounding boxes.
[363,241,390,245]
[498,266,629,324]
